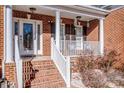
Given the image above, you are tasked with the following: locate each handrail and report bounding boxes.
[51,38,70,87]
[14,35,23,88]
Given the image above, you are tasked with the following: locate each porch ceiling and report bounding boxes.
[91,5,124,11]
[13,5,96,21]
[14,5,123,21]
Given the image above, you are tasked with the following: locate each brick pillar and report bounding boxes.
[0,6,4,79]
[5,63,16,86]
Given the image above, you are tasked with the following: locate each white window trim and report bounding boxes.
[75,25,83,50]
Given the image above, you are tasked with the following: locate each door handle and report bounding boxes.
[20,35,22,40]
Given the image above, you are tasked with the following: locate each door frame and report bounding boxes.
[13,18,43,56]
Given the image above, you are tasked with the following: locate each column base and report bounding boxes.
[5,62,17,87]
[5,60,15,63]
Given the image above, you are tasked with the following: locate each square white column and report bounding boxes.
[5,5,14,63]
[99,18,104,55]
[55,11,60,50]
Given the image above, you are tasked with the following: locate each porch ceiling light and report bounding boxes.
[76,16,81,19]
[29,7,36,13]
[74,16,81,26]
[27,7,37,19]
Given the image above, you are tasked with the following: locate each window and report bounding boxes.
[51,23,55,40]
[14,22,19,35]
[37,24,41,50]
[60,24,65,40]
[51,23,65,40]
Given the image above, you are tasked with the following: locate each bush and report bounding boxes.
[77,49,123,88]
[78,50,121,73]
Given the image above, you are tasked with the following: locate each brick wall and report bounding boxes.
[0,6,4,79]
[87,19,99,41]
[0,6,4,59]
[104,8,124,69]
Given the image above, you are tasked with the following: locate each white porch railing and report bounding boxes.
[52,34,100,56]
[60,40,100,56]
[51,38,70,87]
[14,36,23,88]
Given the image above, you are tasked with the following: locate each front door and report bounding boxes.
[20,21,35,56]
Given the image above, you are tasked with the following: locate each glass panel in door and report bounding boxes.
[23,23,33,51]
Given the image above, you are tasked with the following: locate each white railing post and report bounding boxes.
[66,56,70,88]
[99,18,104,56]
[15,36,23,88]
[55,11,60,50]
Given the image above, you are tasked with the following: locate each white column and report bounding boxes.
[55,11,60,50]
[5,5,14,63]
[99,18,104,55]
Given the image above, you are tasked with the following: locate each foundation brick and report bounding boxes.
[0,6,4,79]
[5,63,17,87]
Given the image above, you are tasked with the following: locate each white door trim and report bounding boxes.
[36,21,43,55]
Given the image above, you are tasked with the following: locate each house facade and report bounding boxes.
[0,5,124,88]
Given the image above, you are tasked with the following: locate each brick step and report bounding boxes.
[23,66,57,72]
[23,69,59,77]
[34,72,61,78]
[31,79,64,85]
[22,59,66,88]
[31,75,64,83]
[23,60,53,64]
[31,81,66,88]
